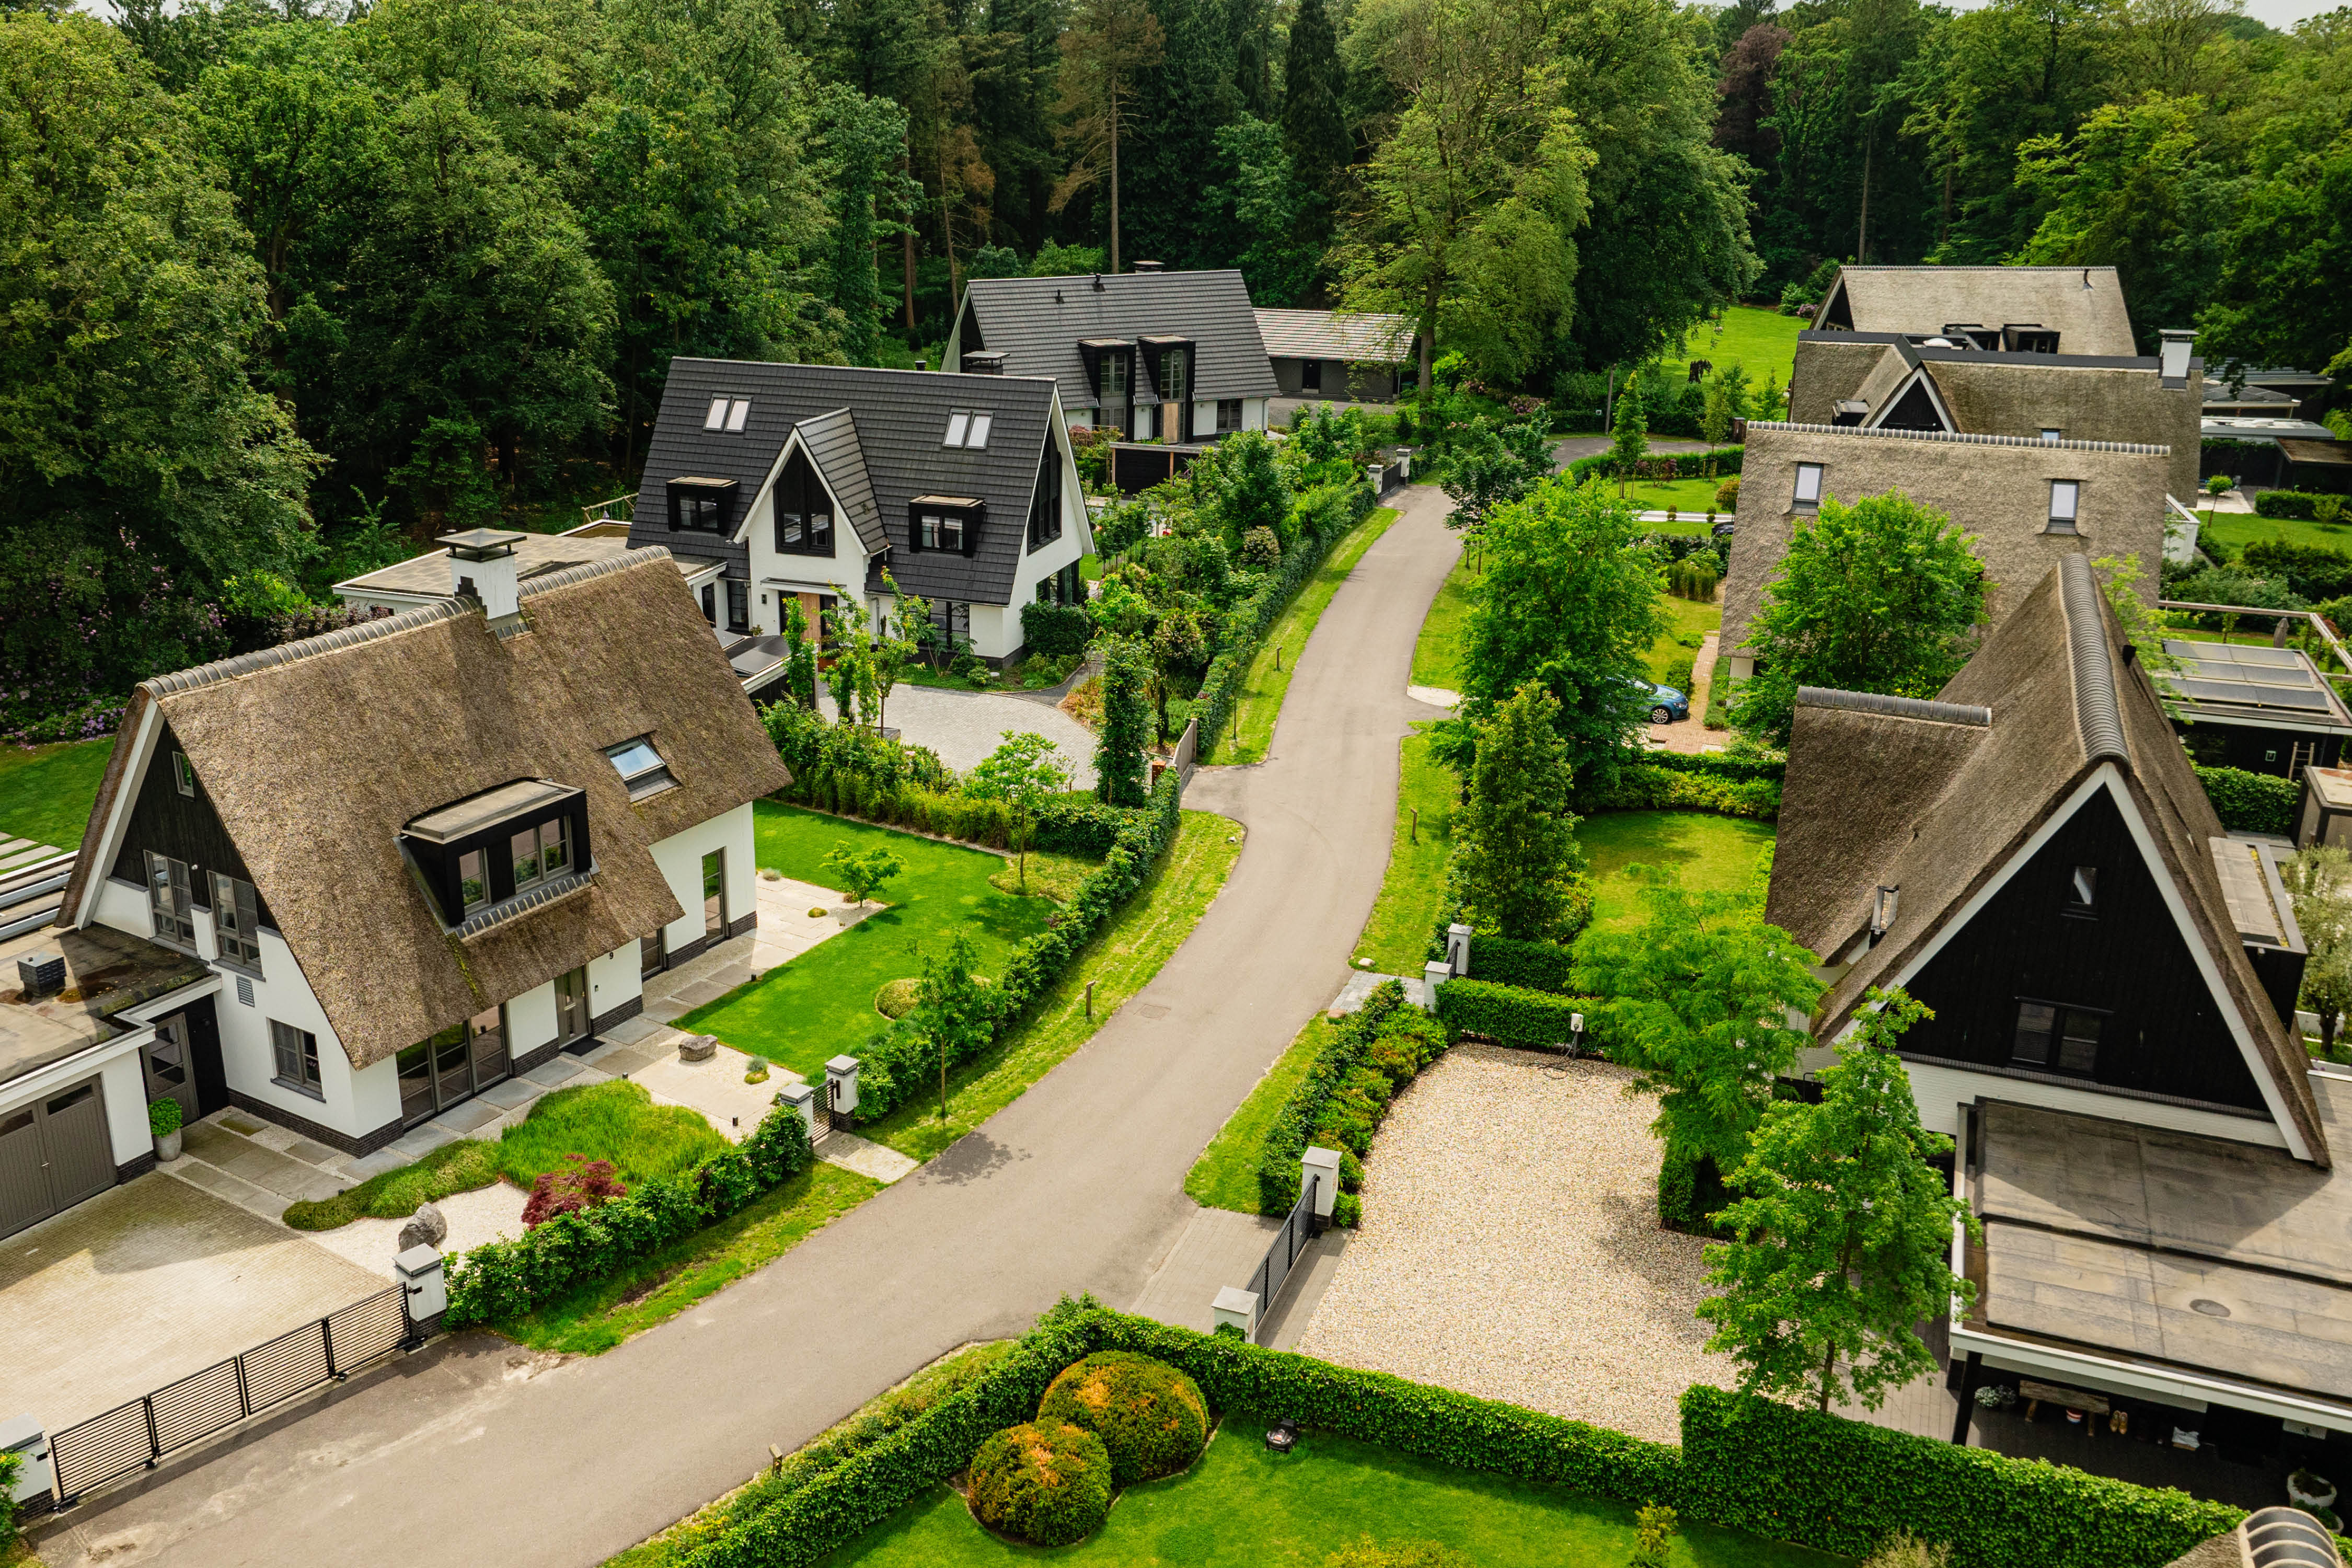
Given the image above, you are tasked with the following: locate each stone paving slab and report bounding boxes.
[284,1138,340,1166]
[478,1077,546,1111]
[431,1100,505,1136]
[385,1123,456,1161]
[522,1058,587,1088]
[0,1175,389,1431]
[1128,1205,1283,1333]
[814,1132,918,1184]
[598,1013,668,1047]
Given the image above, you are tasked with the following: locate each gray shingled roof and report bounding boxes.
[628,360,1061,608]
[957,270,1278,411]
[794,407,886,554]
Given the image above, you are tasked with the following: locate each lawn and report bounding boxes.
[1579,811,1777,929]
[1353,730,1456,976]
[1411,555,1474,690]
[1647,594,1720,684]
[1208,506,1401,764]
[283,1079,726,1229]
[0,735,114,852]
[817,1422,1841,1568]
[679,805,1058,1082]
[1620,476,1736,521]
[857,810,1242,1162]
[1670,303,1803,390]
[1185,1016,1328,1214]
[2200,509,2352,557]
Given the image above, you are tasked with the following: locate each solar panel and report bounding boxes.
[2176,677,2337,712]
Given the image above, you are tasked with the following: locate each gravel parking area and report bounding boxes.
[817,684,1096,789]
[1293,1045,1735,1444]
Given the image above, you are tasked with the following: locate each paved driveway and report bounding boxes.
[0,1175,387,1432]
[34,486,1461,1568]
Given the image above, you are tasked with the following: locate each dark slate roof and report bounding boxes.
[797,407,886,553]
[958,270,1279,409]
[629,360,1061,607]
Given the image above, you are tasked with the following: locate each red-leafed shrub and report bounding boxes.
[521,1155,628,1226]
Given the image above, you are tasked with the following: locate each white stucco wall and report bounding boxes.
[649,801,757,956]
[587,943,641,1026]
[738,438,869,639]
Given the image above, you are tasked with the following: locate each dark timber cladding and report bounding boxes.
[626,360,1060,609]
[1899,787,2268,1113]
[107,719,273,928]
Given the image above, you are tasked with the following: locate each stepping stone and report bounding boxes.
[523,1058,584,1087]
[284,1138,341,1166]
[386,1124,456,1161]
[478,1077,544,1111]
[341,1147,416,1182]
[218,1113,266,1136]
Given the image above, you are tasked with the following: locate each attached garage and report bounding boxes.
[0,1078,118,1241]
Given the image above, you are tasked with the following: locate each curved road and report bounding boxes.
[39,487,1462,1568]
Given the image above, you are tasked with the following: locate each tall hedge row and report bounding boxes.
[1582,766,1781,820]
[1433,977,1598,1052]
[1465,932,1577,994]
[2253,489,2347,522]
[445,1102,813,1327]
[1565,445,1746,488]
[1678,1385,2242,1568]
[2193,764,2299,836]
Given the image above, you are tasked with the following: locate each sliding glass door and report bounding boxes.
[397,1005,511,1126]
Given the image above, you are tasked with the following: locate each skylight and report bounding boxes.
[704,398,753,432]
[943,410,992,449]
[604,736,675,800]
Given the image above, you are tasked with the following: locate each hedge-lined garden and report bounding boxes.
[632,1301,2249,1568]
[2195,763,2299,836]
[1251,982,1449,1224]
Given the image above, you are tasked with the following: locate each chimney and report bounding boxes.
[439,528,528,630]
[1132,260,1163,273]
[2160,329,2195,383]
[915,359,927,372]
[961,350,1009,376]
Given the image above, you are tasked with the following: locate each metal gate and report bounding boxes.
[1242,1175,1321,1344]
[0,1078,117,1243]
[45,1285,410,1506]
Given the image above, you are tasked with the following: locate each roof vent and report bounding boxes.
[961,351,1009,376]
[16,950,64,999]
[439,528,528,629]
[1132,260,1163,272]
[1091,273,1105,293]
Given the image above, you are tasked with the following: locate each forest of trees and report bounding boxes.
[0,0,2346,734]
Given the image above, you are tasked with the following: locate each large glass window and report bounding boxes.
[1216,399,1242,433]
[727,579,751,633]
[918,512,966,551]
[1157,348,1188,403]
[1098,351,1127,400]
[2011,1000,2104,1076]
[400,1008,511,1124]
[774,454,835,557]
[146,850,195,950]
[271,1019,322,1094]
[209,872,262,971]
[458,848,490,913]
[510,817,569,895]
[702,849,725,936]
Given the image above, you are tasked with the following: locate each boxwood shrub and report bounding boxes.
[1019,601,1094,659]
[1036,1352,1209,1484]
[2194,764,2298,836]
[2253,489,2346,522]
[1432,977,1599,1053]
[1678,1384,2242,1568]
[967,1420,1113,1546]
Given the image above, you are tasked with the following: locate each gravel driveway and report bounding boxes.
[818,683,1097,789]
[1293,1045,1736,1444]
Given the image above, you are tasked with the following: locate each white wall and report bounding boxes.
[209,923,395,1139]
[650,801,757,956]
[505,978,560,1060]
[738,440,867,638]
[587,943,641,1027]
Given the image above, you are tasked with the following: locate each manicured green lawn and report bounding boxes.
[679,805,1056,1082]
[1209,506,1400,764]
[502,1161,880,1355]
[1185,1017,1327,1214]
[1671,303,1802,390]
[818,1422,1841,1568]
[2201,509,2352,557]
[0,736,114,852]
[1355,730,1456,975]
[1647,594,1720,684]
[1580,811,1777,930]
[1411,555,1474,690]
[1622,476,1735,520]
[858,810,1242,1162]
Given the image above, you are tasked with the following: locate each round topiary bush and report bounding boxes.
[1036,1352,1209,1485]
[966,1420,1113,1546]
[875,978,920,1018]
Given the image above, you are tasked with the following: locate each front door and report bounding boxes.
[701,850,725,939]
[143,1015,200,1127]
[555,968,591,1045]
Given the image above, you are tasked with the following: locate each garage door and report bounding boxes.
[0,1079,118,1241]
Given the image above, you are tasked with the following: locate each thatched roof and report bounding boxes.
[1722,421,2170,656]
[1817,266,2139,356]
[64,551,791,1070]
[1767,555,2326,1161]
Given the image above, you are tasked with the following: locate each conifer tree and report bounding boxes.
[1452,682,1584,941]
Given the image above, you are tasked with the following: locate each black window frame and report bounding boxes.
[271,1018,324,1097]
[401,787,591,928]
[773,451,836,558]
[2065,864,2099,918]
[1028,443,1064,551]
[1216,398,1242,433]
[725,578,752,633]
[908,498,983,557]
[666,477,737,535]
[171,750,196,798]
[1301,359,1323,392]
[2011,998,2107,1077]
[146,849,196,952]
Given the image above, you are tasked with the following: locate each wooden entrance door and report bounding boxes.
[144,1014,200,1127]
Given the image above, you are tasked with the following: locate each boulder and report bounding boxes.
[679,1033,719,1062]
[397,1202,448,1252]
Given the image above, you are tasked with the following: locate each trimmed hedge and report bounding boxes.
[1466,932,1577,994]
[2195,764,2298,836]
[1581,766,1781,820]
[1566,445,1745,487]
[1679,1384,2241,1568]
[1019,601,1094,659]
[1037,1352,1209,1484]
[1255,984,1448,1218]
[444,1101,813,1327]
[1432,977,1598,1053]
[967,1420,1113,1546]
[1637,750,1784,785]
[2241,537,2352,600]
[2254,489,2348,522]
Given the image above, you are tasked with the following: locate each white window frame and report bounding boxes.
[1793,462,1824,508]
[271,1018,323,1096]
[2048,479,2082,534]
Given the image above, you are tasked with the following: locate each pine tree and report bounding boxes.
[1281,0,1348,201]
[1452,682,1585,941]
[816,85,909,366]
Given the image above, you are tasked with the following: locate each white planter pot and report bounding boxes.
[2289,1475,2337,1511]
[154,1128,182,1162]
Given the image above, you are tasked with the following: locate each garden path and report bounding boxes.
[33,485,1462,1568]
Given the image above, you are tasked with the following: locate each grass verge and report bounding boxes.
[681,805,1054,1081]
[819,1421,1841,1567]
[1353,730,1456,976]
[1580,811,1777,929]
[858,811,1242,1163]
[0,736,114,854]
[500,1161,881,1355]
[1184,1017,1328,1215]
[986,847,1098,903]
[1207,506,1400,764]
[1411,551,1474,690]
[1647,594,1720,684]
[1670,302,1803,388]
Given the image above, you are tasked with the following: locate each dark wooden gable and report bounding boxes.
[1896,785,2267,1113]
[108,719,274,926]
[1878,375,1949,432]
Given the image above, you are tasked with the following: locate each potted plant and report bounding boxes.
[149,1097,183,1161]
[2289,1469,2337,1511]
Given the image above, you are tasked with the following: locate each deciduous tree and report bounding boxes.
[966,730,1074,893]
[1093,634,1154,805]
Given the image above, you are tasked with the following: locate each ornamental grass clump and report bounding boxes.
[1036,1352,1209,1485]
[966,1419,1113,1546]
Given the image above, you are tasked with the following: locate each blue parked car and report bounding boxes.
[1644,683,1690,724]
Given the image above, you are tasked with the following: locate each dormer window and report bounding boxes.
[668,476,736,534]
[944,410,992,449]
[1100,353,1127,399]
[605,736,675,800]
[511,817,569,892]
[2047,480,2081,535]
[704,398,752,432]
[909,495,982,556]
[402,779,590,928]
[1793,463,1824,510]
[2067,864,2097,916]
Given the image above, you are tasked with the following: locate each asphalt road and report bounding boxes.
[35,486,1463,1568]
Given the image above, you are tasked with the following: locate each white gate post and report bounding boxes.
[778,1081,818,1140]
[1445,923,1473,976]
[824,1055,860,1119]
[1300,1146,1341,1224]
[1212,1285,1261,1339]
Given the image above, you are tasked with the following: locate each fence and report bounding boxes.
[43,1284,412,1508]
[1170,716,1199,782]
[1243,1174,1320,1343]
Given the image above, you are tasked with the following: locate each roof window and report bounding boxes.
[2047,480,2081,535]
[605,736,675,800]
[1793,462,1824,510]
[944,410,993,449]
[704,398,753,432]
